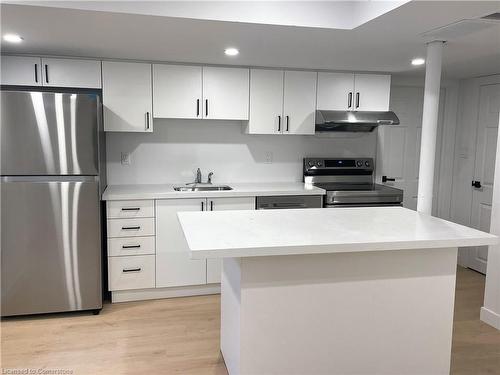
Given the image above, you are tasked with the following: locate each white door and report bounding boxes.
[354,74,391,111]
[156,199,207,288]
[316,72,355,111]
[468,84,500,273]
[247,69,284,134]
[153,64,202,119]
[102,61,153,132]
[41,58,101,88]
[376,86,445,211]
[202,67,249,120]
[283,71,317,135]
[1,56,42,86]
[205,197,255,283]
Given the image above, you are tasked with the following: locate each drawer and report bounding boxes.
[108,255,155,291]
[107,200,154,219]
[107,218,155,238]
[108,236,155,256]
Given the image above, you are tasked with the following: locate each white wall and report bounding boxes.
[106,120,377,185]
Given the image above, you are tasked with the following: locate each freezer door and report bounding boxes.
[1,91,99,175]
[1,177,102,316]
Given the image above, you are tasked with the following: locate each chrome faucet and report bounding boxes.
[207,172,214,184]
[196,168,202,184]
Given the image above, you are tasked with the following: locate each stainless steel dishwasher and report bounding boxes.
[256,195,323,209]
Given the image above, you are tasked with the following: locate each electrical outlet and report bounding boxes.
[264,151,273,164]
[121,152,131,165]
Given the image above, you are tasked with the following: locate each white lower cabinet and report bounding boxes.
[156,198,208,288]
[108,255,155,291]
[206,197,255,283]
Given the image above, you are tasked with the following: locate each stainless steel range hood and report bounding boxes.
[315,110,400,132]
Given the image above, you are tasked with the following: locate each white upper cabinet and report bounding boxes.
[102,61,153,132]
[41,58,101,88]
[1,56,42,86]
[153,64,202,119]
[353,74,391,111]
[317,73,391,112]
[202,66,249,120]
[282,70,317,135]
[247,69,284,134]
[317,72,354,111]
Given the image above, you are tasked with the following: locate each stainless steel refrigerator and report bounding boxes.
[1,90,105,316]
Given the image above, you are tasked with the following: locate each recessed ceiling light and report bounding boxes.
[224,48,239,56]
[3,34,24,43]
[411,58,425,66]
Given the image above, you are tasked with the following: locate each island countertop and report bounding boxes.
[178,206,498,259]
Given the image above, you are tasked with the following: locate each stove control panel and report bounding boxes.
[304,158,373,172]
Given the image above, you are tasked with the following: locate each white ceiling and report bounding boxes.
[1,1,499,79]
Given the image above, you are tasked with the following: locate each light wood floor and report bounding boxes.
[1,266,499,375]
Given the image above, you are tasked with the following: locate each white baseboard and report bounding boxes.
[111,284,221,303]
[480,307,500,330]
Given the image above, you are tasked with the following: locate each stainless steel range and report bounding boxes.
[303,158,403,208]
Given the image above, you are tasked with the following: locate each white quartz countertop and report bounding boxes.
[102,182,325,200]
[178,207,499,259]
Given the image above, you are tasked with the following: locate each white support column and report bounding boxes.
[481,113,500,330]
[417,41,445,215]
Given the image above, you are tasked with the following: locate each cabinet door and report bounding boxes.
[354,74,391,111]
[102,61,153,132]
[283,71,317,135]
[247,69,284,134]
[317,72,354,111]
[153,64,202,119]
[156,199,207,288]
[203,67,249,120]
[41,58,101,88]
[206,197,255,283]
[1,56,42,86]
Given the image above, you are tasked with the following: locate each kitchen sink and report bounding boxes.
[173,185,233,192]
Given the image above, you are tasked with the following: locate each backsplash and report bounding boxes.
[106,119,377,185]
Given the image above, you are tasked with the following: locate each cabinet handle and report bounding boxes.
[348,92,352,108]
[355,92,360,109]
[382,176,396,183]
[34,64,38,83]
[201,201,204,211]
[286,115,290,132]
[278,115,281,132]
[44,64,49,84]
[146,112,150,130]
[196,99,200,117]
[205,99,208,117]
[121,207,140,211]
[122,244,141,249]
[122,226,141,230]
[210,200,213,211]
[122,268,141,273]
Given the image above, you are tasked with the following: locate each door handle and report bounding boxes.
[286,115,290,132]
[197,99,200,117]
[205,99,208,117]
[121,226,141,230]
[348,92,352,108]
[122,244,141,249]
[34,64,38,83]
[210,200,214,211]
[201,201,204,211]
[472,180,482,188]
[121,207,140,211]
[44,64,49,84]
[278,115,281,132]
[382,176,396,183]
[146,112,150,130]
[355,92,360,109]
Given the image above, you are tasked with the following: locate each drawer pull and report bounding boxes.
[122,226,141,230]
[121,207,140,211]
[122,267,142,273]
[122,244,141,249]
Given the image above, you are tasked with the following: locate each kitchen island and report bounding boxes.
[178,207,498,375]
